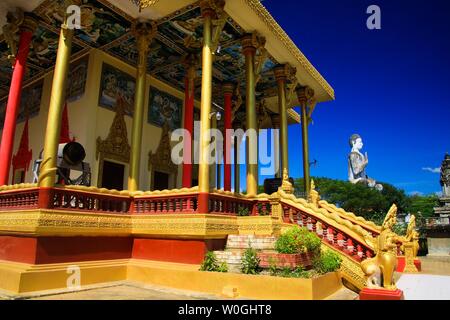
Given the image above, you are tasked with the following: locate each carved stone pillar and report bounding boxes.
[223,82,234,191]
[128,20,156,192]
[0,14,37,185]
[182,54,197,188]
[39,5,76,194]
[271,114,281,178]
[198,0,225,212]
[242,33,259,197]
[296,86,315,197]
[273,65,290,181]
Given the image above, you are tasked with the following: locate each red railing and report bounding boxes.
[133,193,198,214]
[0,187,275,218]
[52,188,131,214]
[281,201,375,262]
[0,188,39,210]
[318,203,381,238]
[208,194,253,215]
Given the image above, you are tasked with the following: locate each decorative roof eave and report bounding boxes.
[226,0,335,103]
[287,109,300,124]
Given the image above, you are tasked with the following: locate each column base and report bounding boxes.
[198,192,209,213]
[359,288,404,300]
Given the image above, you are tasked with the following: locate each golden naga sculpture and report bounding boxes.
[361,204,401,290]
[279,168,294,194]
[401,215,419,254]
[309,179,320,206]
[399,215,420,272]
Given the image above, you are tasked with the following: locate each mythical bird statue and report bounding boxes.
[361,204,401,290]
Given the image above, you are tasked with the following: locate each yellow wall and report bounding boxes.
[1,48,193,191]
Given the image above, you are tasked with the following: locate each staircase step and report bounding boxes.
[225,235,277,250]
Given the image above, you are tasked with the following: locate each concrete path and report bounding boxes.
[1,256,448,300]
[397,274,450,300]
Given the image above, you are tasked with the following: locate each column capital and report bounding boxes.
[296,86,315,106]
[200,0,225,18]
[182,53,199,68]
[182,53,199,79]
[222,82,235,95]
[273,64,296,83]
[241,33,259,56]
[20,15,38,34]
[132,20,157,54]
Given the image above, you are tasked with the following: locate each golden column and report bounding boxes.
[242,34,258,197]
[128,21,156,192]
[273,65,289,179]
[296,86,315,197]
[271,114,281,178]
[198,0,224,212]
[38,3,76,193]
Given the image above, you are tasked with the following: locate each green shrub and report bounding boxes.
[303,231,322,254]
[268,257,278,276]
[291,266,311,279]
[200,252,228,273]
[238,206,250,216]
[241,248,261,275]
[313,249,342,274]
[279,267,293,278]
[275,266,311,278]
[275,227,322,255]
[217,261,228,273]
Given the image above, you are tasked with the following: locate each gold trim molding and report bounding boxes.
[243,0,335,100]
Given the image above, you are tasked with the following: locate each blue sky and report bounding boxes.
[243,0,450,196]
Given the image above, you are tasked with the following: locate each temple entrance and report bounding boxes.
[101,160,124,191]
[153,171,169,191]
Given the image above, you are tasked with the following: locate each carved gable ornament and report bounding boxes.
[148,122,178,176]
[96,97,130,164]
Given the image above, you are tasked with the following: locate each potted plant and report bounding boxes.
[258,227,321,269]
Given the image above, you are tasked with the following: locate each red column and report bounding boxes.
[0,25,35,186]
[182,57,196,188]
[223,83,234,191]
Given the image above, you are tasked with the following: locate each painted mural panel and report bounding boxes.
[18,80,44,123]
[28,27,61,69]
[67,56,89,102]
[0,80,43,130]
[36,0,131,47]
[148,87,182,131]
[0,42,13,96]
[98,63,135,116]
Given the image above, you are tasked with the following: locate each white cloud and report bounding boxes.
[408,191,424,196]
[422,167,441,174]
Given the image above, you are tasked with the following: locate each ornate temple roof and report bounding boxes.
[0,0,334,125]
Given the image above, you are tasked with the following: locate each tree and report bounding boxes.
[408,195,439,218]
[259,176,435,226]
[292,177,409,218]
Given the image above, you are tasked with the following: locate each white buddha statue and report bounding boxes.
[348,134,383,191]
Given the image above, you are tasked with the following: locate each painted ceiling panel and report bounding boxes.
[0,0,281,117]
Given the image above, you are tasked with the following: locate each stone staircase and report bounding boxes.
[214,235,277,272]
